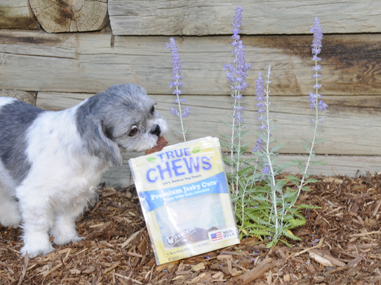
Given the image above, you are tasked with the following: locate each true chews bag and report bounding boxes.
[129,137,240,265]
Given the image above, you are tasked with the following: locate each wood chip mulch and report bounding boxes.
[1,173,381,285]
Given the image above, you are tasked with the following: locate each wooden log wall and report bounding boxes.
[1,0,381,185]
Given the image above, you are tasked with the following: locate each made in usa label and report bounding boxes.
[208,227,238,243]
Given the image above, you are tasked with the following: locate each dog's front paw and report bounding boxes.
[21,238,54,258]
[52,232,84,246]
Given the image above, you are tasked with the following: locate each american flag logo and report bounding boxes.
[210,231,223,242]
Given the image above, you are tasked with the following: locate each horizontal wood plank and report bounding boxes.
[1,31,381,98]
[109,0,381,35]
[0,0,38,29]
[101,152,381,187]
[36,92,381,156]
[37,92,92,110]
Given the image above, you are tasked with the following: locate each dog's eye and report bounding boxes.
[150,106,155,115]
[128,125,138,137]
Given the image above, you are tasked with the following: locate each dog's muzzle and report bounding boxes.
[150,124,161,137]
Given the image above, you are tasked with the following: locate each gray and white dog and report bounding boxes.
[0,84,167,257]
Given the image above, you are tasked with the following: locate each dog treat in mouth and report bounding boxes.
[129,137,239,265]
[145,136,168,154]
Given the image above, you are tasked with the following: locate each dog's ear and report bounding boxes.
[76,100,122,167]
[90,121,123,167]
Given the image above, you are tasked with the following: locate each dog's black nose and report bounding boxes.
[150,124,161,137]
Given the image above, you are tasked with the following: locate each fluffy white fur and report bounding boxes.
[0,84,167,257]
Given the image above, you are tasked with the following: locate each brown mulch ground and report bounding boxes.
[1,173,381,285]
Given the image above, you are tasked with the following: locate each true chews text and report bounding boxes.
[146,147,212,183]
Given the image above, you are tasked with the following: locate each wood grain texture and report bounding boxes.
[0,90,36,105]
[2,30,381,155]
[1,30,381,97]
[29,0,108,33]
[108,0,381,36]
[0,0,38,29]
[35,92,381,156]
[101,152,381,187]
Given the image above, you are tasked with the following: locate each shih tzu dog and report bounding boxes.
[0,84,167,257]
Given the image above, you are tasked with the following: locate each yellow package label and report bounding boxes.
[129,137,240,265]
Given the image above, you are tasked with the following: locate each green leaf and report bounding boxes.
[311,160,326,165]
[305,178,320,183]
[275,179,288,189]
[294,203,321,209]
[282,229,302,241]
[315,138,326,143]
[270,122,278,132]
[278,239,293,247]
[301,141,311,153]
[192,146,201,153]
[285,175,300,185]
[270,142,285,153]
[220,121,233,128]
[147,157,157,163]
[220,140,231,149]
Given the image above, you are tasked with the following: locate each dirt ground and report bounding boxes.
[1,173,381,285]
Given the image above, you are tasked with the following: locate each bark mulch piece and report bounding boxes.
[1,174,381,284]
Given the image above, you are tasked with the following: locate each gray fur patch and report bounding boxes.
[0,100,45,185]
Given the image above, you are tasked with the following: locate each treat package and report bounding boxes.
[129,137,240,265]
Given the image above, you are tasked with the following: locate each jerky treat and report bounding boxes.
[146,136,168,154]
[130,137,239,265]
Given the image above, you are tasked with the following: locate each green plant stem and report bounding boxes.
[175,85,187,142]
[240,179,248,233]
[292,58,320,207]
[230,90,237,180]
[229,42,241,196]
[263,65,279,235]
[235,100,242,196]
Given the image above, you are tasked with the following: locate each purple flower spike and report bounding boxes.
[182,106,191,118]
[167,37,190,141]
[224,40,251,96]
[311,17,323,57]
[309,17,327,116]
[318,100,328,111]
[255,72,269,134]
[224,6,251,104]
[167,37,191,120]
[232,6,243,40]
[167,38,182,91]
[253,138,263,152]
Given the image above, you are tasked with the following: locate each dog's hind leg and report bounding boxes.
[0,186,22,228]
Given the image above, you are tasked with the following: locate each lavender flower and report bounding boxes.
[223,6,251,104]
[318,100,328,111]
[232,6,243,41]
[233,105,245,123]
[292,17,328,213]
[253,138,263,152]
[225,6,251,196]
[224,40,251,96]
[311,17,323,57]
[309,17,327,115]
[166,37,190,141]
[166,38,182,92]
[256,73,265,114]
[255,73,267,130]
[182,106,191,118]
